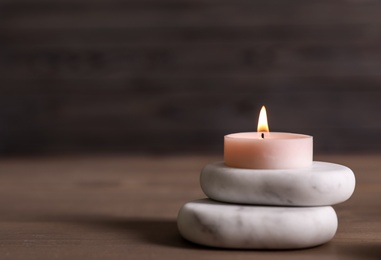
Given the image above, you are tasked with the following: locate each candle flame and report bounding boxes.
[257,106,269,132]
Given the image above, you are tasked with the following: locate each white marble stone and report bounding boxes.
[177,199,338,249]
[200,161,355,206]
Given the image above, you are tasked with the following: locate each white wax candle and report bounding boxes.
[224,132,313,169]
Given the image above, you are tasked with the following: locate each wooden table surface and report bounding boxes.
[0,154,380,260]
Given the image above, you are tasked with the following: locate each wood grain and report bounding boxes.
[0,154,379,259]
[1,0,381,154]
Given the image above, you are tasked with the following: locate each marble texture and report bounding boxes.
[200,161,355,206]
[177,199,338,249]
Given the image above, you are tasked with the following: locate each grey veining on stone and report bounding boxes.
[200,161,355,206]
[177,199,338,249]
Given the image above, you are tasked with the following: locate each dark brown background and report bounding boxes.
[1,0,381,155]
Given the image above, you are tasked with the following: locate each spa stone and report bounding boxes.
[200,161,355,206]
[177,199,338,249]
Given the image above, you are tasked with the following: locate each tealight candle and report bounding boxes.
[224,106,312,169]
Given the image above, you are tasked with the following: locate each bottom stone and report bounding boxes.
[177,199,338,249]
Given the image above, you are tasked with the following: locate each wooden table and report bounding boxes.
[0,155,380,260]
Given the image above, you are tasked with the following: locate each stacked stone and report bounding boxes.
[177,161,355,249]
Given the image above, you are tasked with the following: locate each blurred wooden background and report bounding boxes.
[0,0,381,155]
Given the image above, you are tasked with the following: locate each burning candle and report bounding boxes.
[224,106,312,169]
[178,106,355,249]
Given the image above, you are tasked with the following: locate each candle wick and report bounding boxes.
[261,133,264,139]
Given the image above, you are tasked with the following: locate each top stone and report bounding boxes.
[200,161,355,206]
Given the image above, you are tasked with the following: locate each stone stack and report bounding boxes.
[177,161,355,249]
